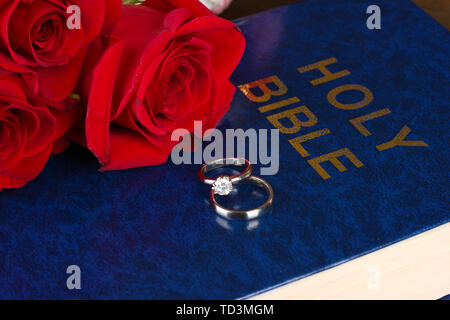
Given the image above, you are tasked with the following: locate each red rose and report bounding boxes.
[0,0,121,102]
[71,0,245,170]
[0,75,79,190]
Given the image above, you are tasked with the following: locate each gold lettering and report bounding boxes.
[238,76,287,102]
[259,97,300,113]
[289,128,331,157]
[298,57,350,86]
[308,148,364,180]
[349,108,392,136]
[327,84,374,110]
[376,126,428,151]
[267,106,318,134]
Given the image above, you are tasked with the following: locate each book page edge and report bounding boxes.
[249,222,450,300]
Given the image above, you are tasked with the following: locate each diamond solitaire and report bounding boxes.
[212,176,233,196]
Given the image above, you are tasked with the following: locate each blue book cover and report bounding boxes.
[0,0,448,299]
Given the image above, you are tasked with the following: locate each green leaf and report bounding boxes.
[122,0,145,4]
[68,93,81,101]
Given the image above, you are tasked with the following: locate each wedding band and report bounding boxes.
[210,176,273,221]
[199,157,252,187]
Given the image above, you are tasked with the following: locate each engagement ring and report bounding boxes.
[199,158,273,221]
[210,176,273,221]
[199,158,252,195]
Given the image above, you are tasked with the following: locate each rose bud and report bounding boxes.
[0,0,122,102]
[70,0,245,170]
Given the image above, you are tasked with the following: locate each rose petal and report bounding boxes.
[0,0,36,66]
[85,37,124,165]
[163,7,191,32]
[50,105,82,140]
[0,48,31,74]
[34,47,87,100]
[0,114,25,170]
[109,5,168,119]
[0,75,28,101]
[101,0,122,34]
[0,144,52,189]
[72,0,106,45]
[174,16,245,84]
[19,105,56,158]
[9,1,70,66]
[52,136,71,154]
[143,0,213,17]
[66,124,87,147]
[101,126,169,171]
[203,79,235,130]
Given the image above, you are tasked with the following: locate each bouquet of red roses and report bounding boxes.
[0,0,245,190]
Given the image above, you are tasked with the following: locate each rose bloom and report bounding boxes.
[0,75,79,190]
[0,0,121,102]
[71,0,245,170]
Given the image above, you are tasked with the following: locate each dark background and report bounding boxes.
[222,0,301,19]
[221,0,450,29]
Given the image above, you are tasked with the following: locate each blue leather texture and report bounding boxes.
[0,0,448,299]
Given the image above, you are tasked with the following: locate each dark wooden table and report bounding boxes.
[222,0,450,30]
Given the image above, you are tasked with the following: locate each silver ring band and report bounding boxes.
[210,176,273,221]
[198,158,252,185]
